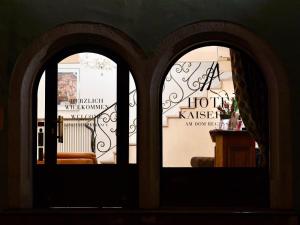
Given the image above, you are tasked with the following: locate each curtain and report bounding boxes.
[230,49,269,167]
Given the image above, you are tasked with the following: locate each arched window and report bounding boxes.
[160,45,269,207]
[7,21,291,210]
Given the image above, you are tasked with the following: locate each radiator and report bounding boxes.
[37,118,93,153]
[57,119,93,153]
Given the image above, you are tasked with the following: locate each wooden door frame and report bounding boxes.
[31,46,132,207]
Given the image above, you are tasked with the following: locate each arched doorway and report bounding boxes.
[33,47,138,207]
[8,23,144,208]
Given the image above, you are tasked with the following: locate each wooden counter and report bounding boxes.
[209,129,256,167]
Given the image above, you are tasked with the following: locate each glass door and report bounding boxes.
[34,50,138,208]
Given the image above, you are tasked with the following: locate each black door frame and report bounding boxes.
[159,44,269,208]
[32,44,138,208]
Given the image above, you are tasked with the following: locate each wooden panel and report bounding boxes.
[228,146,255,167]
[211,129,256,167]
[0,106,3,130]
[34,165,138,207]
[214,136,224,167]
[161,168,269,207]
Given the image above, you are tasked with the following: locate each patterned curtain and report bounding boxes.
[230,49,269,167]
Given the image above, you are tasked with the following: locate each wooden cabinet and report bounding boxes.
[209,129,256,167]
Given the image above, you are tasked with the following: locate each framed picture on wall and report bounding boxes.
[57,68,80,110]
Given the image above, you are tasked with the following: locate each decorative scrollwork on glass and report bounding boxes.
[162,63,186,110]
[181,62,202,91]
[162,61,221,113]
[85,103,117,159]
[129,118,137,136]
[85,89,138,159]
[129,89,137,108]
[129,89,137,144]
[95,104,117,157]
[86,61,223,160]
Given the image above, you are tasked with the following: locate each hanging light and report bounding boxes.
[80,53,116,75]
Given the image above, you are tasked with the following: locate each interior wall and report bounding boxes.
[0,0,299,209]
[163,80,235,167]
[162,46,234,167]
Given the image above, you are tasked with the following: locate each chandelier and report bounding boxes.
[80,53,116,75]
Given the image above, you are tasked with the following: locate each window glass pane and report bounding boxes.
[37,52,137,165]
[129,73,137,164]
[37,53,118,164]
[162,46,255,168]
[58,53,117,164]
[37,72,45,163]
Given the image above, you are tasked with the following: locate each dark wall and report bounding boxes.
[0,0,300,209]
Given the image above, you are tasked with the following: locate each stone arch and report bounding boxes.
[8,22,146,208]
[150,21,292,209]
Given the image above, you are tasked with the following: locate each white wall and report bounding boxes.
[163,79,235,167]
[38,53,118,118]
[162,46,235,167]
[37,53,137,163]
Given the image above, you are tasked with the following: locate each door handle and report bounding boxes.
[57,116,64,143]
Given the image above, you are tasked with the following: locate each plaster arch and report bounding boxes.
[8,22,146,208]
[150,21,292,209]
